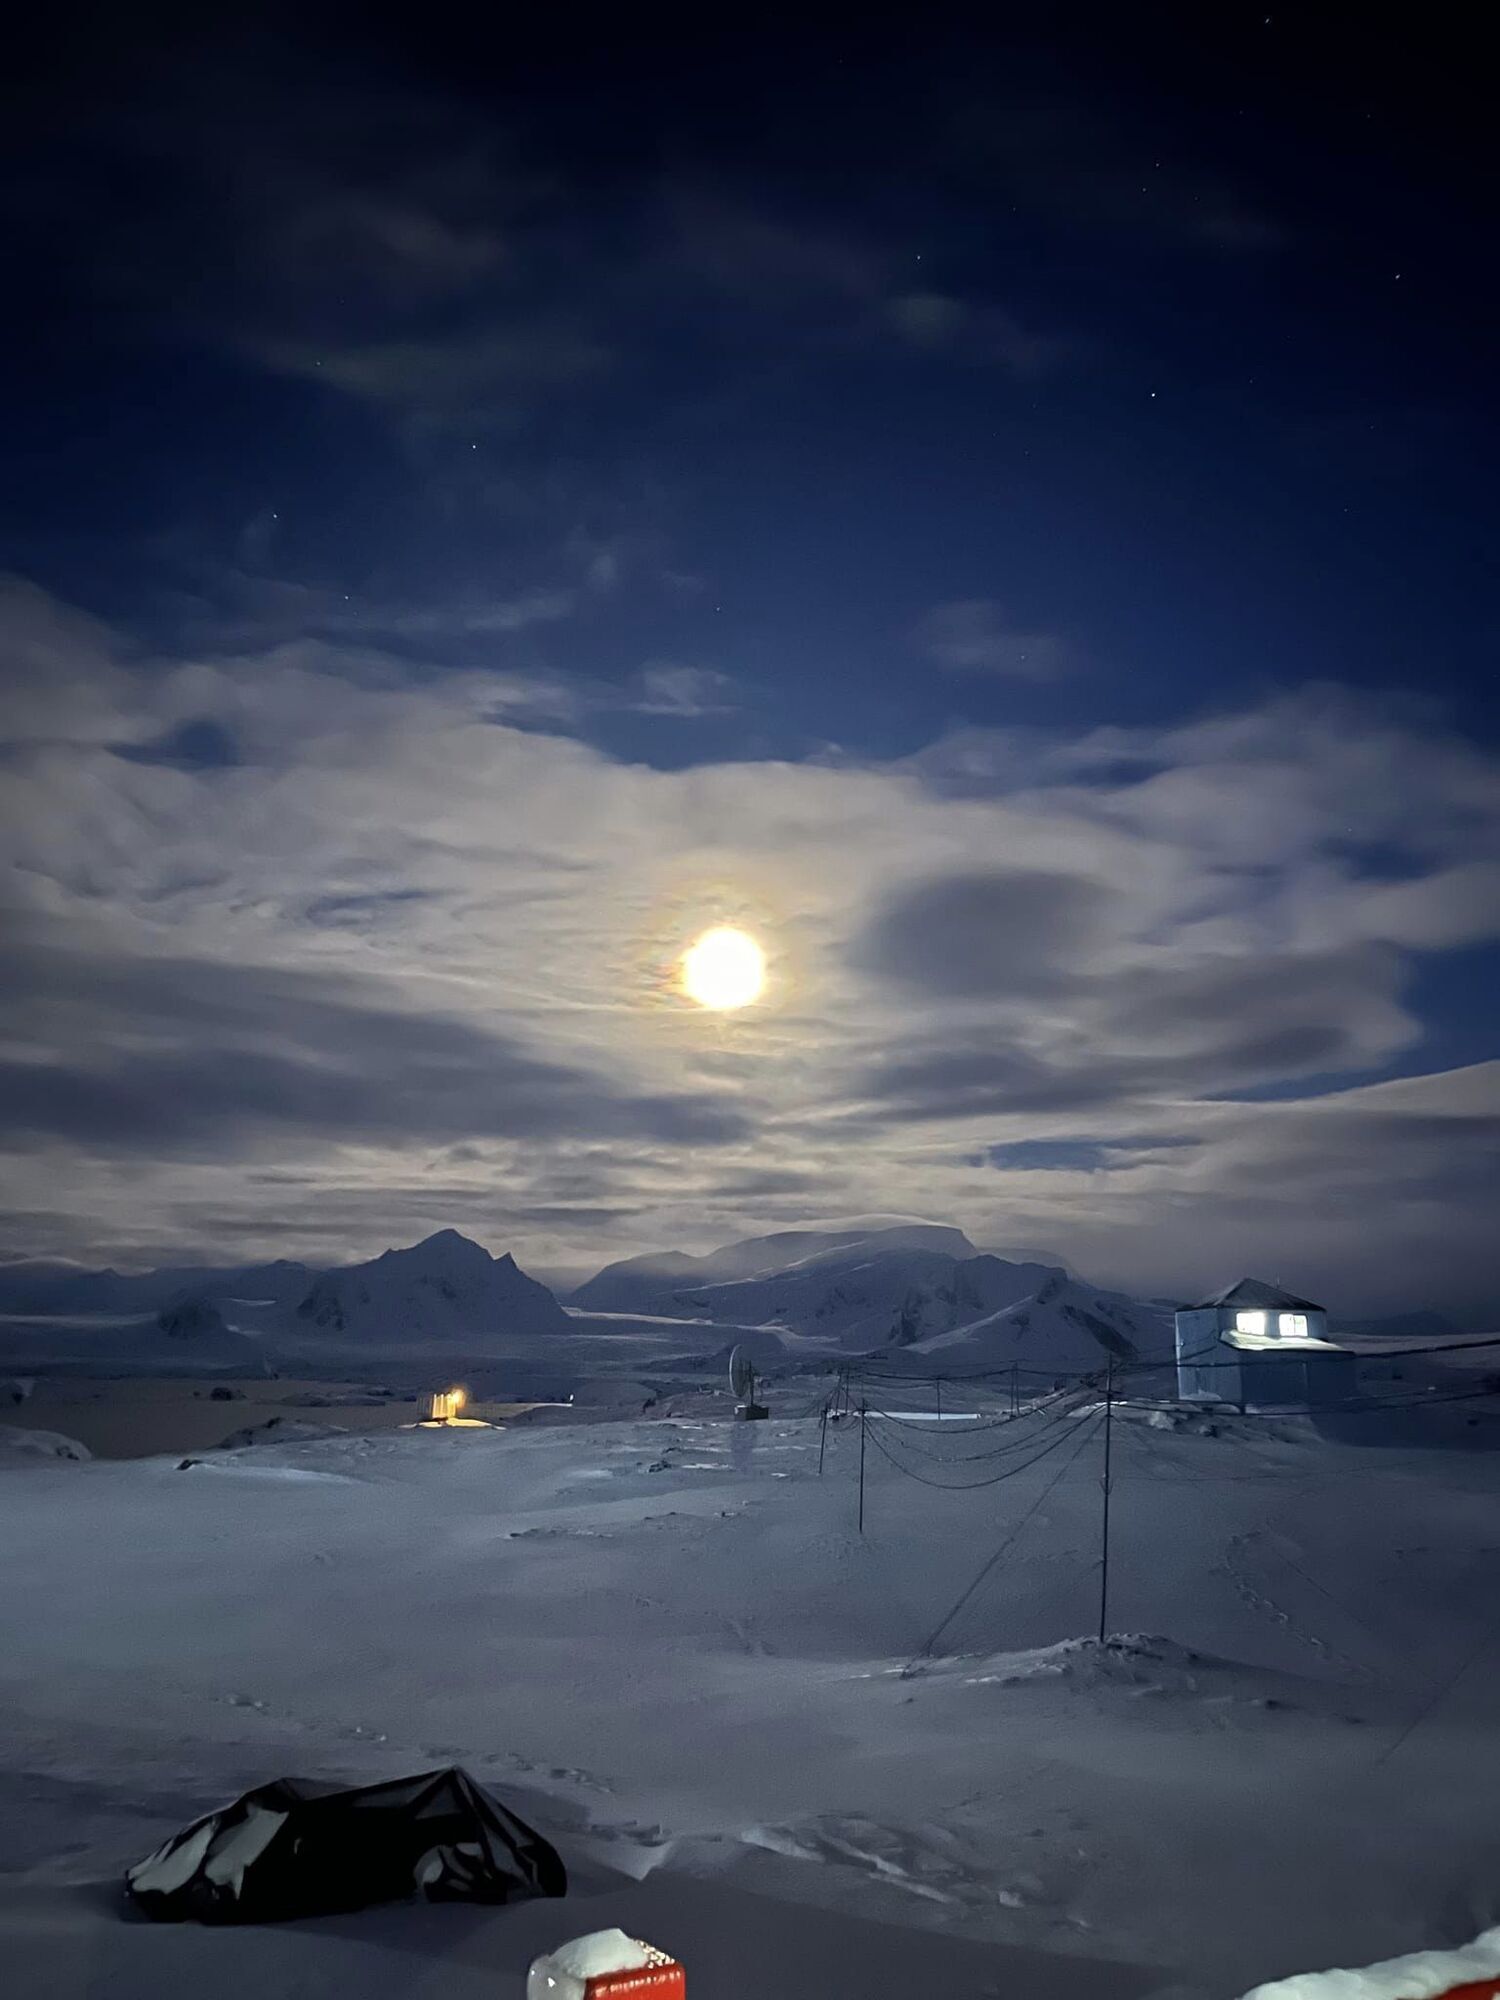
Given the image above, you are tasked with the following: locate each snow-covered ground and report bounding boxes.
[4,1396,1500,1998]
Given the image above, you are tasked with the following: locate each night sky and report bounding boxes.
[2,6,1496,1316]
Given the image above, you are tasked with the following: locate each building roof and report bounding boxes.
[1187,1277,1326,1313]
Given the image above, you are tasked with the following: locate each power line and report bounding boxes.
[906,1412,1104,1665]
[861,1398,1102,1492]
[857,1391,1093,1463]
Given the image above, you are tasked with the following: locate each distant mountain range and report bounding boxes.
[33,1219,1469,1377]
[0,1219,1156,1374]
[573,1220,1164,1371]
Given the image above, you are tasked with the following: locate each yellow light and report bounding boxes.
[681,926,766,1010]
[450,1386,467,1413]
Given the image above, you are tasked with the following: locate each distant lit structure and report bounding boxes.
[414,1386,492,1430]
[1175,1279,1356,1410]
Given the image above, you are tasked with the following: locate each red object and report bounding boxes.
[582,1964,685,2000]
[1412,1986,1500,2000]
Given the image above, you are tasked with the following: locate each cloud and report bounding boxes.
[0,580,1496,1312]
[629,664,741,717]
[986,1136,1198,1173]
[661,193,1073,379]
[256,323,611,420]
[945,95,1285,255]
[852,868,1110,999]
[0,930,748,1158]
[849,941,1415,1123]
[883,294,1071,375]
[853,1044,1130,1122]
[912,599,1075,679]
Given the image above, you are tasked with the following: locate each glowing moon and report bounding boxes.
[681,926,766,1010]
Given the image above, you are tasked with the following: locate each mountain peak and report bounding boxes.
[294,1230,570,1344]
[413,1228,482,1252]
[382,1229,492,1269]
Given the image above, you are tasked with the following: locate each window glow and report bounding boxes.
[1279,1312,1309,1340]
[1235,1310,1267,1337]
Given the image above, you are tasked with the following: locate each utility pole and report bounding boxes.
[858,1399,868,1535]
[1011,1363,1019,1416]
[1098,1358,1115,1644]
[818,1398,829,1477]
[935,1375,942,1420]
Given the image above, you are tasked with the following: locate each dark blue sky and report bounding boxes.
[6,5,1494,740]
[1,4,1495,1311]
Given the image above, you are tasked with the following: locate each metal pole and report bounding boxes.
[935,1375,942,1420]
[1011,1363,1019,1415]
[818,1399,829,1477]
[1098,1359,1115,1644]
[858,1399,867,1535]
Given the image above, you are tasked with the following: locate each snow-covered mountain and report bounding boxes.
[573,1222,1166,1370]
[0,1221,1158,1375]
[0,1257,312,1319]
[292,1229,572,1347]
[572,1221,979,1315]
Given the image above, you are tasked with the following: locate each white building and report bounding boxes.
[1175,1278,1356,1409]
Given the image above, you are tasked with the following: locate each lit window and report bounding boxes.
[1235,1310,1267,1338]
[1279,1312,1308,1340]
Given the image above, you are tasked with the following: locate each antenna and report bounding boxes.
[729,1343,768,1421]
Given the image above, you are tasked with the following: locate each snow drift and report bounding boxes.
[0,1424,91,1463]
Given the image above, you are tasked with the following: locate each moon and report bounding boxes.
[681,926,766,1010]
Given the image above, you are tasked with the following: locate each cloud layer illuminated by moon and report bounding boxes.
[0,580,1497,1318]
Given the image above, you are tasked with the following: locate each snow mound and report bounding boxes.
[293,1230,571,1347]
[1147,1407,1221,1436]
[741,1813,992,1909]
[909,1633,1209,1691]
[0,1424,91,1463]
[568,1379,660,1410]
[216,1417,345,1450]
[1241,1924,1500,1999]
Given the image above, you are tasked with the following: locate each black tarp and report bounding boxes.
[125,1766,567,1923]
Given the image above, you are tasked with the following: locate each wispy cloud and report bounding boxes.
[255,323,611,421]
[883,294,1072,375]
[912,599,1076,679]
[629,664,740,717]
[944,94,1286,255]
